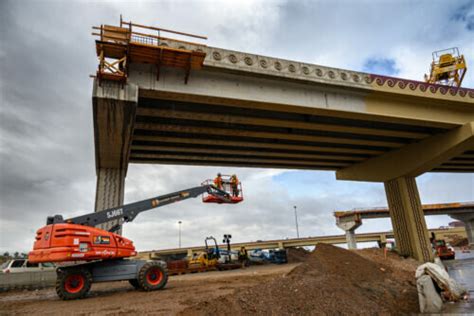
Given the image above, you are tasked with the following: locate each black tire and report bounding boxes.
[56,268,92,300]
[137,261,168,291]
[129,278,140,289]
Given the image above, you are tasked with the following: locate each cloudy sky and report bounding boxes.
[1,0,473,254]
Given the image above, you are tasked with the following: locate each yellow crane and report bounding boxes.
[424,47,467,87]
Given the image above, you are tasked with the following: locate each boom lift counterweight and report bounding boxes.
[28,179,242,300]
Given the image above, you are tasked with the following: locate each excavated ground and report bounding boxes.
[183,244,420,315]
[0,245,419,315]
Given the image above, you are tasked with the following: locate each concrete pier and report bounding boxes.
[94,168,126,233]
[336,215,362,249]
[92,82,138,233]
[384,177,433,262]
[450,213,474,248]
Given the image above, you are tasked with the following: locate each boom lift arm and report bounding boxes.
[28,179,242,300]
[46,184,230,232]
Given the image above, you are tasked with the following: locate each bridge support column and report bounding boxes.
[95,168,126,234]
[449,213,474,249]
[384,177,433,262]
[92,80,138,235]
[336,215,362,249]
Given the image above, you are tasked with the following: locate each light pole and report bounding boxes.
[293,206,300,238]
[178,221,182,248]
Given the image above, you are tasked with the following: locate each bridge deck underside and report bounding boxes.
[128,96,474,171]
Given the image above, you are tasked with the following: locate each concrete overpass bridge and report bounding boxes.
[134,226,467,260]
[91,19,474,262]
[334,202,474,249]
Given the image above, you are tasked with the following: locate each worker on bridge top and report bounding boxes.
[230,174,239,197]
[213,173,223,190]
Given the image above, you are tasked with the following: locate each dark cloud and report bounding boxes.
[362,58,399,76]
[451,2,474,31]
[1,0,473,253]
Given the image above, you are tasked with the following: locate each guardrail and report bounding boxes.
[0,271,56,291]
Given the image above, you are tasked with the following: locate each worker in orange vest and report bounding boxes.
[230,174,239,197]
[213,173,223,190]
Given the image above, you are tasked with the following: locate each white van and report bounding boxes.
[1,259,56,273]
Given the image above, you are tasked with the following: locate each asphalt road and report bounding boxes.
[443,250,474,313]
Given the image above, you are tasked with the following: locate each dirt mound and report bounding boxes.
[287,247,311,263]
[451,237,469,247]
[182,244,419,315]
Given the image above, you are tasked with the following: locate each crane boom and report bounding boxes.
[46,184,229,230]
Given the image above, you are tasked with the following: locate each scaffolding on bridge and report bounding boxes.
[92,16,207,85]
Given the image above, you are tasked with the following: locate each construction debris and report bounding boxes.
[417,275,444,313]
[416,262,467,301]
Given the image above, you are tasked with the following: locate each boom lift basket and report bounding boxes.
[202,178,243,204]
[424,47,467,87]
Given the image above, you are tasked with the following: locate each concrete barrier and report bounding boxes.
[0,271,57,291]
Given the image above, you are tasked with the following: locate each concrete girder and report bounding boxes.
[139,91,459,131]
[433,165,474,173]
[131,145,366,162]
[136,107,430,140]
[336,122,474,182]
[445,160,474,165]
[130,153,351,167]
[132,135,385,155]
[335,202,474,220]
[135,66,470,128]
[134,122,404,148]
[131,158,338,170]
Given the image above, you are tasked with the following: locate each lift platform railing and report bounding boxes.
[201,178,243,204]
[424,47,467,88]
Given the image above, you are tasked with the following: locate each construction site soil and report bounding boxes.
[185,244,420,315]
[0,245,420,315]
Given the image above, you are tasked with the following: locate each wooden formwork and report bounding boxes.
[92,17,207,84]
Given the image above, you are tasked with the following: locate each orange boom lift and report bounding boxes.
[29,178,242,300]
